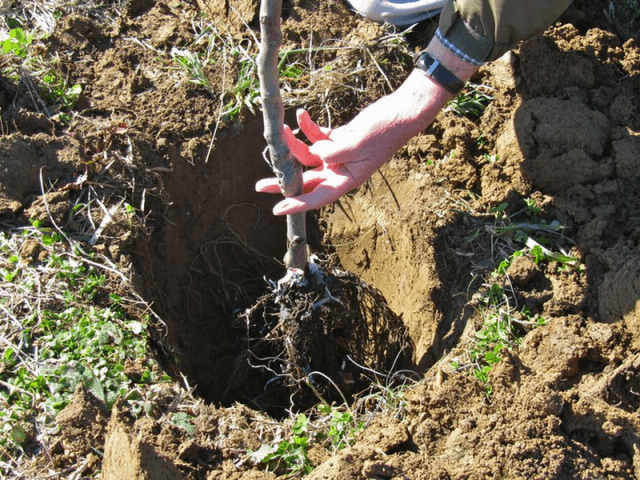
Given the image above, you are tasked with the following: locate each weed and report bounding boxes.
[489,201,509,219]
[1,22,82,120]
[171,47,210,86]
[483,153,499,163]
[523,197,542,221]
[485,282,505,306]
[316,405,364,451]
[250,400,369,477]
[280,62,304,79]
[470,311,520,387]
[0,225,153,462]
[446,83,494,118]
[2,28,32,58]
[452,196,582,395]
[170,412,196,434]
[223,52,260,120]
[616,0,640,22]
[41,71,82,109]
[277,48,309,80]
[251,414,313,476]
[165,23,263,122]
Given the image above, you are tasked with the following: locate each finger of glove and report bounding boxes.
[297,109,331,143]
[284,125,324,167]
[256,168,327,195]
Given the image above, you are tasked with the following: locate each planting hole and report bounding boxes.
[131,116,412,414]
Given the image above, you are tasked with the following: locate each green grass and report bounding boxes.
[222,50,260,120]
[446,83,495,118]
[1,24,82,122]
[165,24,314,123]
[171,47,211,87]
[451,196,579,396]
[0,225,155,467]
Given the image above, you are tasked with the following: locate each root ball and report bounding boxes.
[229,258,413,413]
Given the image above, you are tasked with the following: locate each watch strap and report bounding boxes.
[414,51,465,95]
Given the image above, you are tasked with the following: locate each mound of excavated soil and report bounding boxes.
[1,0,639,478]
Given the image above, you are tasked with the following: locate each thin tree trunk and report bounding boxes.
[257,0,308,272]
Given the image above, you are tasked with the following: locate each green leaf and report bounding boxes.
[4,348,15,362]
[530,245,545,264]
[251,443,279,463]
[484,350,501,365]
[292,414,308,435]
[10,425,27,445]
[2,28,32,58]
[171,412,195,433]
[1,268,18,282]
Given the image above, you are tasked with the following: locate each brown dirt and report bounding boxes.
[1,0,639,478]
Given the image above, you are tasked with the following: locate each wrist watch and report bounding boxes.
[414,51,465,95]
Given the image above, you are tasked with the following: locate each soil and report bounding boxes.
[1,0,639,478]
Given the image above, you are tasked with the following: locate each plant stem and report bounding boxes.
[257,0,308,272]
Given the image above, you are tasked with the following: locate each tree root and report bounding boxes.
[228,256,413,413]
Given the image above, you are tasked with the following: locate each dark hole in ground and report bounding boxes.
[131,115,285,407]
[130,115,411,414]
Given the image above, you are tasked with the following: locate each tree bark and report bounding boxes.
[257,0,308,272]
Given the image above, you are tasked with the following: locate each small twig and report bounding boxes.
[346,354,386,379]
[306,370,350,407]
[88,198,123,246]
[205,45,227,164]
[364,46,393,91]
[0,378,35,398]
[21,70,52,117]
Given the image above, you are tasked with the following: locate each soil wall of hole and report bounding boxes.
[131,116,289,404]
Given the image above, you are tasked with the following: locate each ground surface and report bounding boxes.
[1,0,640,478]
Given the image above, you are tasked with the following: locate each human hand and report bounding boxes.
[256,107,408,216]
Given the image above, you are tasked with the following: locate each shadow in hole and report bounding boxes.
[129,113,297,406]
[131,111,384,413]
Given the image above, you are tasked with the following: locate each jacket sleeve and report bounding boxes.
[437,0,573,64]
